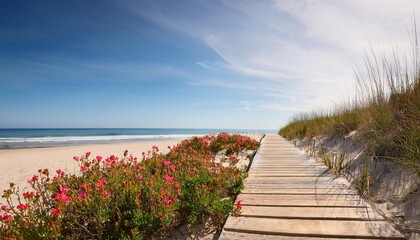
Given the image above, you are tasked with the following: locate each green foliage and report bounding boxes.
[0,134,259,239]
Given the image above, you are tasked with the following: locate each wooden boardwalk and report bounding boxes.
[220,135,404,239]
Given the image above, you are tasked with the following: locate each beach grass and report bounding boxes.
[279,29,420,174]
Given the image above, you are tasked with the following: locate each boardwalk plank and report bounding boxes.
[223,217,404,239]
[240,206,383,220]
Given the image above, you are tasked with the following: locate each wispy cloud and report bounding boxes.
[0,57,183,85]
[124,0,419,112]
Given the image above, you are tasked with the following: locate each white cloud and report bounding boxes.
[124,0,420,113]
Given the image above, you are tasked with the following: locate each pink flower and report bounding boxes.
[23,191,35,198]
[78,192,86,200]
[152,145,159,151]
[80,166,86,172]
[60,186,69,193]
[85,152,91,157]
[1,205,10,211]
[51,208,60,216]
[136,174,143,180]
[73,156,79,161]
[53,192,71,203]
[27,175,39,184]
[104,190,111,198]
[236,200,242,210]
[163,195,173,205]
[17,204,28,211]
[163,159,171,166]
[1,213,13,222]
[56,169,64,176]
[170,164,176,171]
[53,186,71,203]
[96,155,102,161]
[96,178,107,187]
[165,174,174,183]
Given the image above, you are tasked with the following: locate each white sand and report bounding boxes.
[0,139,182,198]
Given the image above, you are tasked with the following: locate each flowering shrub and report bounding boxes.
[0,134,259,239]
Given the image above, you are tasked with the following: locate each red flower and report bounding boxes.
[96,178,107,187]
[53,186,71,203]
[85,152,91,157]
[17,204,28,211]
[1,213,13,222]
[51,208,60,216]
[54,192,71,203]
[136,174,143,180]
[236,200,242,210]
[56,169,65,176]
[174,183,180,190]
[163,195,173,205]
[96,155,102,161]
[104,190,111,198]
[1,205,10,211]
[60,186,69,193]
[78,192,87,200]
[23,191,35,198]
[165,174,174,183]
[27,175,39,184]
[80,166,86,172]
[158,213,163,219]
[73,156,79,161]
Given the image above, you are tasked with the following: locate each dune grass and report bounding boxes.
[279,30,420,174]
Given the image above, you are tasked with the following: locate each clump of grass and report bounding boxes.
[280,27,420,174]
[318,147,346,175]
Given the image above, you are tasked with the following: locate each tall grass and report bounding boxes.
[280,28,420,174]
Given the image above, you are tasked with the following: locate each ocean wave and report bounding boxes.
[0,134,198,143]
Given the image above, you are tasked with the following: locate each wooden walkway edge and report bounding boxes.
[220,134,405,239]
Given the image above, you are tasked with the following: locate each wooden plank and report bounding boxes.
[241,188,356,195]
[220,231,366,240]
[240,206,383,220]
[223,217,405,239]
[244,183,349,189]
[237,194,366,207]
[248,174,335,178]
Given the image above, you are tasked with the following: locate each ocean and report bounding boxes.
[0,128,275,149]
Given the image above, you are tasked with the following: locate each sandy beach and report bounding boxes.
[0,139,183,197]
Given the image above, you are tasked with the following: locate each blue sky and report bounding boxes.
[0,0,418,129]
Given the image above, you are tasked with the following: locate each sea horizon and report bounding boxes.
[0,128,276,149]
